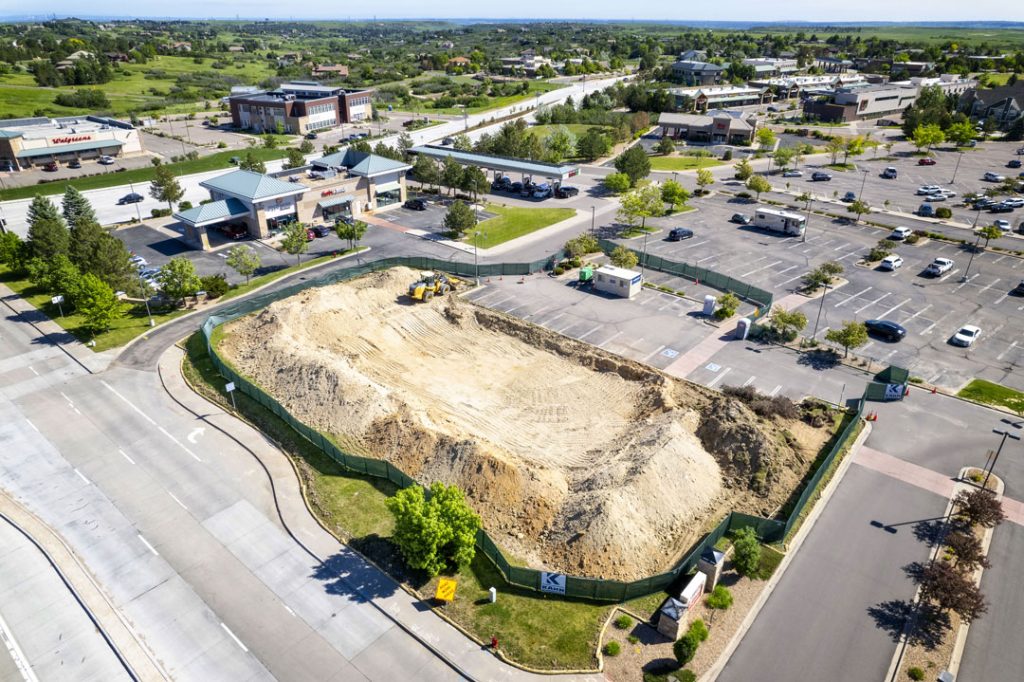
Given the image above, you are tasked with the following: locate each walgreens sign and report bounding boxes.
[50,135,92,144]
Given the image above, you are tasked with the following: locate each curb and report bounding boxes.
[702,419,871,681]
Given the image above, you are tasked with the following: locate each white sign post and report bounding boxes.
[225,381,237,411]
[51,294,64,318]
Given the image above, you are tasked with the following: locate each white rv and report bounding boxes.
[752,207,806,236]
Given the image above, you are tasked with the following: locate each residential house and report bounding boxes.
[169,41,192,52]
[227,45,246,53]
[311,64,349,78]
[960,82,1024,126]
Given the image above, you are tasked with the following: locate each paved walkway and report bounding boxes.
[159,346,603,682]
[662,324,735,379]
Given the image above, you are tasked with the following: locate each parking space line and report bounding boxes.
[706,367,732,388]
[523,305,551,319]
[900,304,932,323]
[993,292,1009,305]
[696,254,717,264]
[742,375,756,387]
[774,264,798,276]
[998,341,1018,361]
[855,292,891,314]
[598,331,622,349]
[836,249,861,262]
[939,268,961,283]
[741,259,783,278]
[832,242,852,251]
[976,278,1001,296]
[877,297,912,319]
[777,271,809,288]
[502,303,527,315]
[835,286,871,308]
[953,273,977,291]
[537,312,565,328]
[575,325,602,341]
[642,345,666,362]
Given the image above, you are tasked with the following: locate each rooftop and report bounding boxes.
[0,115,134,140]
[409,145,578,179]
[173,198,250,227]
[313,149,412,177]
[200,169,307,201]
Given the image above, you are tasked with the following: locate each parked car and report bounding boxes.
[917,204,935,217]
[67,159,82,169]
[532,184,552,199]
[1001,198,1024,208]
[1008,159,1022,169]
[917,157,936,166]
[811,171,832,181]
[42,161,59,172]
[117,192,144,205]
[782,169,803,177]
[842,191,857,202]
[939,189,957,198]
[311,225,331,238]
[441,137,455,146]
[889,226,913,241]
[916,185,941,195]
[1012,280,1024,295]
[129,255,147,268]
[221,224,248,240]
[989,203,1014,213]
[555,185,579,198]
[667,227,694,241]
[98,155,115,165]
[491,176,512,191]
[305,131,318,140]
[865,319,907,342]
[730,213,752,225]
[403,198,428,211]
[973,197,998,209]
[139,268,160,279]
[951,324,981,347]
[924,193,947,202]
[879,254,904,271]
[984,172,1006,182]
[925,257,954,276]
[881,167,898,179]
[994,219,1011,231]
[509,181,524,194]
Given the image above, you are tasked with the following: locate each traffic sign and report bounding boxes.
[225,382,236,392]
[51,295,64,305]
[435,577,457,602]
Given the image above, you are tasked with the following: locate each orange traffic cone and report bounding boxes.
[931,386,937,395]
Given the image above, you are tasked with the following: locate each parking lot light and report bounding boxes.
[857,169,869,202]
[474,230,482,285]
[983,427,1021,489]
[950,150,964,185]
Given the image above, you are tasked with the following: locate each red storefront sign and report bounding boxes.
[51,135,92,144]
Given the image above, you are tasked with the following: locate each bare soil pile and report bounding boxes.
[219,267,828,580]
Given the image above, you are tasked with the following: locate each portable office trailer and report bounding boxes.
[594,265,642,299]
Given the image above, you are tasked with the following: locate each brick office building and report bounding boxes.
[228,82,372,135]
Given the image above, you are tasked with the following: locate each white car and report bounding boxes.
[925,257,954,276]
[939,189,957,198]
[984,172,1006,182]
[889,226,913,240]
[951,324,981,347]
[130,255,147,267]
[98,155,115,165]
[995,219,1011,231]
[1002,198,1024,208]
[782,169,803,177]
[916,185,941,195]
[879,255,904,271]
[924,193,947,202]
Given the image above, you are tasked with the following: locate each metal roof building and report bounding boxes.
[409,145,579,181]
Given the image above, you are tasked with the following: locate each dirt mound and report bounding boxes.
[219,267,823,580]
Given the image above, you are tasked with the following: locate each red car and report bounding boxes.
[42,161,59,172]
[221,224,247,240]
[918,158,937,166]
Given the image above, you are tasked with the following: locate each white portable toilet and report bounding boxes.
[703,294,716,316]
[735,317,752,340]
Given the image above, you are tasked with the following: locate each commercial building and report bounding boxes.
[0,115,144,172]
[669,85,772,112]
[409,145,580,184]
[229,82,373,135]
[659,110,758,145]
[802,82,919,123]
[500,50,555,77]
[742,58,799,78]
[174,150,410,250]
[751,74,867,99]
[669,60,725,86]
[960,82,1024,126]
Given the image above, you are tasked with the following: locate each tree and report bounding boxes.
[613,145,651,186]
[842,136,865,164]
[61,186,96,229]
[913,123,945,152]
[656,135,676,156]
[298,139,314,154]
[459,166,489,201]
[157,256,202,304]
[74,273,120,336]
[239,151,266,173]
[732,526,762,577]
[954,488,1005,529]
[609,245,638,269]
[660,179,690,212]
[27,217,70,261]
[976,224,1004,249]
[544,126,576,163]
[396,132,414,159]
[944,530,990,572]
[696,168,714,195]
[772,145,796,171]
[452,133,473,151]
[149,166,184,211]
[847,199,871,223]
[825,138,844,165]
[1007,115,1024,142]
[35,253,82,299]
[705,585,733,610]
[714,292,740,320]
[946,120,976,147]
[768,306,807,341]
[386,482,481,577]
[280,222,310,266]
[335,219,368,250]
[733,157,754,181]
[226,245,261,284]
[412,154,439,191]
[755,127,776,150]
[0,231,25,271]
[618,182,664,230]
[443,200,476,238]
[746,175,772,201]
[576,128,611,161]
[602,172,631,194]
[915,562,987,623]
[825,321,869,357]
[26,195,63,230]
[440,156,463,196]
[283,148,305,170]
[565,233,600,258]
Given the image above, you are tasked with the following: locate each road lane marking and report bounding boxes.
[102,381,156,425]
[706,367,732,388]
[157,426,202,462]
[220,623,249,652]
[138,534,159,556]
[167,492,188,511]
[835,286,872,307]
[74,468,90,485]
[60,391,74,406]
[118,449,135,465]
[283,605,296,617]
[24,419,39,433]
[28,366,38,376]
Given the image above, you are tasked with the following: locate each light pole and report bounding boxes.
[590,206,596,234]
[640,231,649,281]
[811,280,831,340]
[950,150,964,185]
[983,427,1021,488]
[961,206,984,283]
[122,166,143,222]
[857,168,869,202]
[138,272,155,327]
[801,194,813,244]
[474,230,481,285]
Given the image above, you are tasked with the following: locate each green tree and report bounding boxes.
[825,321,869,357]
[565,233,600,258]
[732,526,762,577]
[1007,115,1024,142]
[660,179,690,212]
[335,219,368,250]
[61,186,96,229]
[396,132,414,159]
[768,306,807,340]
[283,148,306,170]
[443,200,477,238]
[825,138,844,165]
[746,175,772,201]
[386,482,481,577]
[0,232,25,270]
[149,166,184,211]
[847,199,871,223]
[609,245,638,269]
[618,182,664,230]
[714,292,740,320]
[239,151,267,173]
[913,123,945,152]
[412,154,439,191]
[459,165,489,201]
[976,224,1004,249]
[655,135,676,156]
[613,145,651,186]
[603,172,631,194]
[27,218,70,261]
[158,256,202,305]
[772,145,796,171]
[452,133,473,151]
[74,273,120,336]
[733,157,754,181]
[67,220,134,292]
[946,120,976,147]
[696,167,715,194]
[225,244,261,284]
[544,126,576,163]
[842,136,865,164]
[440,156,463,196]
[576,128,611,160]
[280,222,310,266]
[705,585,733,610]
[298,139,314,154]
[27,195,63,229]
[755,127,776,150]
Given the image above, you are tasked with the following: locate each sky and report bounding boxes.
[2,2,1021,22]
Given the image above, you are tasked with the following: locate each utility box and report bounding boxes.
[735,317,751,340]
[703,294,716,316]
[656,597,688,641]
[678,571,708,609]
[697,549,726,591]
[594,265,642,299]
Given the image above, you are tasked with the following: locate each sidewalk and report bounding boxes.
[159,346,603,682]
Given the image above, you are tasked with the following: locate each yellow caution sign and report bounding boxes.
[435,577,457,602]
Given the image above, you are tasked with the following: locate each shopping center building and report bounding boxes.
[228,82,373,135]
[0,115,144,171]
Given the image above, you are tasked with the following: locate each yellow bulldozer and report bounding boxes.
[407,271,461,301]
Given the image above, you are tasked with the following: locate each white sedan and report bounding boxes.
[951,325,982,347]
[916,185,941,195]
[995,219,1011,231]
[782,169,803,177]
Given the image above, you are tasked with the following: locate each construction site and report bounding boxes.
[218,267,836,581]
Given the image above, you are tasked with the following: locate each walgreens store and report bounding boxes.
[0,115,143,171]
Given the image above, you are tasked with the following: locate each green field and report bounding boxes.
[428,81,565,115]
[469,203,577,248]
[527,124,606,140]
[0,148,288,202]
[650,155,724,171]
[958,379,1024,413]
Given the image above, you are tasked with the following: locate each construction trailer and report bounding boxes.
[594,265,642,299]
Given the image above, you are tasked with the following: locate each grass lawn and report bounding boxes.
[429,81,565,115]
[0,148,288,202]
[649,156,724,171]
[958,379,1024,414]
[469,203,576,249]
[0,264,188,352]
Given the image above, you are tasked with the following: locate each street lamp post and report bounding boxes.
[474,230,481,285]
[983,427,1021,488]
[640,231,649,281]
[138,272,155,327]
[857,168,869,202]
[811,280,831,340]
[950,150,964,185]
[590,206,596,234]
[123,168,143,222]
[961,206,984,283]
[802,194,813,244]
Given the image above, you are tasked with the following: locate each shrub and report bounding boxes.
[150,208,172,218]
[690,618,708,642]
[177,200,193,210]
[706,585,734,610]
[866,247,890,263]
[714,292,740,320]
[603,641,621,656]
[217,141,228,149]
[907,667,925,681]
[627,634,639,644]
[673,632,699,665]
[723,149,733,161]
[935,207,952,219]
[553,265,565,275]
[614,614,633,629]
[199,274,229,298]
[732,526,762,577]
[905,233,921,244]
[736,191,752,199]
